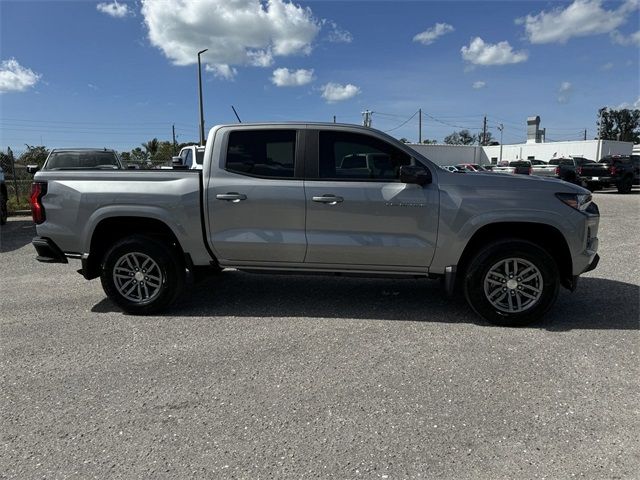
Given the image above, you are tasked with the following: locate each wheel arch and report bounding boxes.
[84,216,185,280]
[457,222,573,290]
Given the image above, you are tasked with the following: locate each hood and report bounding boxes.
[437,170,590,194]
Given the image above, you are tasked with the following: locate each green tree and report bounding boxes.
[444,130,477,145]
[0,147,15,175]
[19,145,49,168]
[479,131,493,146]
[141,138,160,160]
[597,107,640,142]
[129,147,149,166]
[152,141,176,166]
[421,139,438,144]
[399,137,411,143]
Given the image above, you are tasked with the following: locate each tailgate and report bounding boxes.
[580,163,609,177]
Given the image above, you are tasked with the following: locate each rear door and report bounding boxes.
[303,128,439,268]
[206,127,306,263]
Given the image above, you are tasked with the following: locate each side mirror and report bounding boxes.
[27,165,40,174]
[171,156,183,167]
[400,165,432,186]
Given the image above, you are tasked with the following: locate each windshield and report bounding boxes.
[45,151,121,170]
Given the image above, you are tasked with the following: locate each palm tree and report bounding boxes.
[141,138,160,161]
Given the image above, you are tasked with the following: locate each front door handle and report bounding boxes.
[312,195,344,205]
[216,192,247,202]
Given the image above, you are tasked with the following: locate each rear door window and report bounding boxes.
[226,130,296,178]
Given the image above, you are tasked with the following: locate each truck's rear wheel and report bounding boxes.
[617,176,633,194]
[463,239,559,326]
[100,235,185,315]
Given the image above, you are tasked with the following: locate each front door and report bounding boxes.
[304,129,439,268]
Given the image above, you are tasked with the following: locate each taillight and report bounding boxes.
[577,167,583,175]
[529,167,533,175]
[609,165,617,175]
[29,182,47,224]
[555,166,560,176]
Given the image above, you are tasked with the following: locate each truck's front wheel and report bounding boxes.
[100,235,185,315]
[463,239,559,326]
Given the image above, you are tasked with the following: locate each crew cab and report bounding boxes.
[548,156,595,184]
[579,155,635,193]
[173,145,205,169]
[29,123,600,326]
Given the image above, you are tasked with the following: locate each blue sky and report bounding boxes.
[1,0,638,154]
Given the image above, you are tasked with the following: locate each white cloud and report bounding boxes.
[141,0,321,79]
[601,62,614,70]
[611,29,640,46]
[518,0,639,44]
[558,81,573,104]
[88,83,99,90]
[413,23,454,45]
[205,64,238,80]
[96,1,131,18]
[472,81,486,89]
[0,58,41,93]
[325,21,352,43]
[613,97,640,109]
[271,68,314,87]
[461,37,528,66]
[321,82,360,103]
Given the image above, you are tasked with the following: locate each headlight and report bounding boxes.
[556,192,592,211]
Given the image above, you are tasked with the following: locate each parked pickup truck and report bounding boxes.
[548,156,595,184]
[492,160,531,175]
[578,155,635,193]
[173,145,205,169]
[29,123,600,326]
[530,159,557,177]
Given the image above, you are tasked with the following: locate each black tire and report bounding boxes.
[463,239,560,326]
[0,192,7,225]
[100,235,185,315]
[616,176,633,194]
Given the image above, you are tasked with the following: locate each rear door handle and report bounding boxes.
[312,195,343,205]
[216,192,247,202]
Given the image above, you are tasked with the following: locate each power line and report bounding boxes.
[383,110,420,133]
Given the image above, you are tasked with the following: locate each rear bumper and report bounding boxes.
[32,237,68,264]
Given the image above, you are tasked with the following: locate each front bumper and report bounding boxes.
[32,237,68,264]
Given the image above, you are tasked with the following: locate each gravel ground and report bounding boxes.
[1,189,639,479]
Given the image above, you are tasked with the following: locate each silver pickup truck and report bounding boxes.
[30,123,600,326]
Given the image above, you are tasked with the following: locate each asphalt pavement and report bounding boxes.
[1,189,639,479]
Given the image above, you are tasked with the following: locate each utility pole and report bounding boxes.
[172,124,177,155]
[362,110,373,128]
[481,115,488,146]
[584,129,587,141]
[418,108,422,144]
[497,123,504,165]
[333,115,336,123]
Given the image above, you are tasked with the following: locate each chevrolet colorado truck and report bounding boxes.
[579,155,635,193]
[29,123,600,326]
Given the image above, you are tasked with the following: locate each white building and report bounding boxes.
[408,115,634,166]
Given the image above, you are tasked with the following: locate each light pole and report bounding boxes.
[197,49,208,146]
[497,123,504,165]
